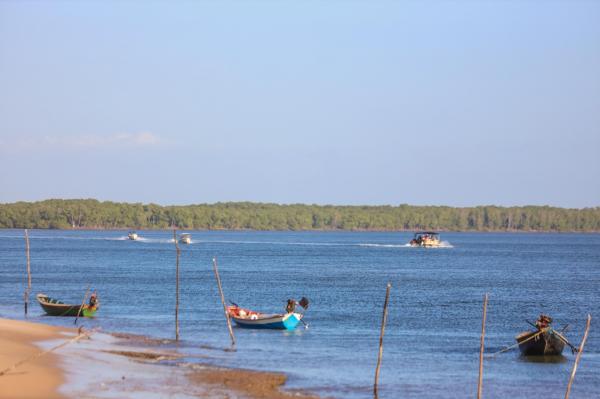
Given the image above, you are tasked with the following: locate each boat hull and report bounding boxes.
[36,294,98,317]
[410,242,442,248]
[409,232,443,247]
[231,312,302,330]
[516,330,565,356]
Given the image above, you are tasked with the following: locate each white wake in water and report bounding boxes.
[138,237,176,244]
[403,241,454,249]
[112,236,176,243]
[209,240,347,247]
[358,241,454,249]
[5,234,450,249]
[357,243,410,248]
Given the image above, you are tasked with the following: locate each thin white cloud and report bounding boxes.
[3,132,163,151]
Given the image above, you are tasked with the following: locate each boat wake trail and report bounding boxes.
[137,238,176,244]
[209,240,346,247]
[357,243,410,248]
[199,240,413,248]
[401,241,454,249]
[108,236,146,241]
[110,236,176,243]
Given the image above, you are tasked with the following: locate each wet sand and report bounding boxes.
[0,318,321,399]
[190,367,320,399]
[0,318,66,399]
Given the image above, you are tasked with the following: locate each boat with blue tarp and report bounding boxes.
[226,297,309,330]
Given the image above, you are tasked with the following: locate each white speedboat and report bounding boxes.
[128,231,139,240]
[409,231,442,247]
[179,233,192,244]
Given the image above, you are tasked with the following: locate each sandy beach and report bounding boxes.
[0,318,66,399]
[0,317,319,399]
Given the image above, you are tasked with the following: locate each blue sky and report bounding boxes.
[1,1,598,207]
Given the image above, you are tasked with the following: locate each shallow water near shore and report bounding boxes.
[1,230,599,398]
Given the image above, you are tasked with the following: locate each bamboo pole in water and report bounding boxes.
[373,282,391,398]
[74,285,91,325]
[212,257,236,350]
[477,293,489,399]
[24,229,31,316]
[174,230,180,341]
[564,314,592,399]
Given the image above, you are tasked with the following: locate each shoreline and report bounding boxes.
[0,318,67,399]
[2,227,599,234]
[0,317,320,399]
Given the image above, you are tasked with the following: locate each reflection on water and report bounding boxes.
[520,355,568,364]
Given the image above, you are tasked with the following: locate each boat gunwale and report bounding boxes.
[36,294,74,308]
[36,293,98,312]
[230,312,299,323]
[516,330,537,340]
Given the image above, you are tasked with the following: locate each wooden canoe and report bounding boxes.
[36,293,98,317]
[516,329,565,356]
[226,305,302,330]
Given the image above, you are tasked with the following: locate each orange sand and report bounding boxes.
[0,317,322,399]
[0,318,68,399]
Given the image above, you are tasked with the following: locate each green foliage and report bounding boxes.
[0,199,598,232]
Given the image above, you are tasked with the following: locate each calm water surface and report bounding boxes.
[1,230,599,398]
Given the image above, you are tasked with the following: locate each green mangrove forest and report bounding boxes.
[0,199,598,232]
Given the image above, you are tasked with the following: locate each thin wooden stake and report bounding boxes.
[477,293,489,399]
[24,229,31,316]
[374,282,391,398]
[174,229,180,341]
[564,314,592,399]
[212,257,236,350]
[74,284,91,325]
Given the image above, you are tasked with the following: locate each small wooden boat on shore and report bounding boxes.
[128,231,139,240]
[179,233,192,244]
[226,298,309,330]
[36,293,99,317]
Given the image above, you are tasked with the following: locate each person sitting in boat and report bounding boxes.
[535,314,552,330]
[89,292,98,308]
[286,299,296,314]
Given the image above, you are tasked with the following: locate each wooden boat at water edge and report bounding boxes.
[36,293,98,317]
[226,297,309,330]
[227,306,303,330]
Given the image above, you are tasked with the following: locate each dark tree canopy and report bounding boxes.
[0,199,598,232]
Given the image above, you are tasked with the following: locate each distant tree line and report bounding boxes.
[0,199,598,232]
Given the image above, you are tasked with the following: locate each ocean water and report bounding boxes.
[0,230,598,398]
